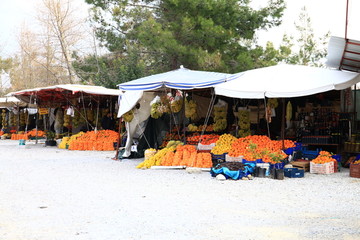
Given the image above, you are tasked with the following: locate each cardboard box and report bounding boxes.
[310,161,335,174]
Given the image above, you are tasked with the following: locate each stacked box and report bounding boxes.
[310,161,335,174]
[350,164,360,178]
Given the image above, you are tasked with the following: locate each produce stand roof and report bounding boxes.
[117,66,231,117]
[7,84,122,107]
[0,96,30,108]
[214,64,360,99]
[326,36,360,73]
[117,66,231,91]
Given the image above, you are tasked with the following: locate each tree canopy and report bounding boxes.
[85,0,286,75]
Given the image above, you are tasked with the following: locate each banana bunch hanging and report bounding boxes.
[185,99,197,119]
[1,110,7,128]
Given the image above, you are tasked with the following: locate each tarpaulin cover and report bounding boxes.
[7,84,122,106]
[0,97,31,108]
[117,66,231,91]
[326,36,360,73]
[211,163,256,180]
[214,64,360,99]
[117,90,144,118]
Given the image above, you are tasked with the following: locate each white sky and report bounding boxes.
[0,0,359,58]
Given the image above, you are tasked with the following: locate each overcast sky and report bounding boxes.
[0,0,359,58]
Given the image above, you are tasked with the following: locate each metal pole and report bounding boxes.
[345,0,349,40]
[112,117,122,161]
[281,98,286,149]
[263,96,271,138]
[354,84,357,132]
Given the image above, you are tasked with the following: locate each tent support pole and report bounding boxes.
[263,96,271,138]
[281,98,286,149]
[257,100,260,134]
[183,91,186,144]
[112,117,122,161]
[354,84,357,133]
[35,112,38,144]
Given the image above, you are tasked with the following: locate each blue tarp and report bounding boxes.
[211,163,256,180]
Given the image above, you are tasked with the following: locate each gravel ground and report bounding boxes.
[1,139,360,240]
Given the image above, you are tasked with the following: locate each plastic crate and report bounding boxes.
[350,163,360,178]
[301,148,320,160]
[211,153,226,160]
[197,143,215,150]
[225,155,243,162]
[243,159,264,164]
[284,168,304,178]
[310,161,335,174]
[284,147,295,155]
[270,162,285,169]
[294,143,302,151]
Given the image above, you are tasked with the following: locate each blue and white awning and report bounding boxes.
[117,66,231,91]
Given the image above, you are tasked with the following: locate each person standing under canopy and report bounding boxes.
[101,112,115,130]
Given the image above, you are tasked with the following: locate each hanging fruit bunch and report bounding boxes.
[86,109,94,124]
[150,95,169,119]
[72,109,86,128]
[168,91,183,113]
[187,123,198,132]
[1,109,7,128]
[9,111,16,127]
[185,98,197,119]
[213,100,227,132]
[268,98,278,108]
[63,113,71,128]
[72,110,80,128]
[238,109,251,138]
[19,110,28,126]
[122,110,134,122]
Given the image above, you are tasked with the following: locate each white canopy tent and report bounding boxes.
[0,96,32,108]
[117,66,231,91]
[117,66,231,117]
[214,64,360,99]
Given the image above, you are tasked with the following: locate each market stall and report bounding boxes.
[6,84,122,150]
[117,66,231,158]
[117,63,360,180]
[0,97,38,139]
[213,64,360,178]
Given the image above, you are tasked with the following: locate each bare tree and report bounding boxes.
[37,0,86,84]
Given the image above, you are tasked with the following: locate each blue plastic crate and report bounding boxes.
[331,154,341,162]
[243,159,264,164]
[211,153,226,160]
[284,168,304,178]
[270,162,285,169]
[294,143,302,151]
[284,147,295,155]
[301,147,320,160]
